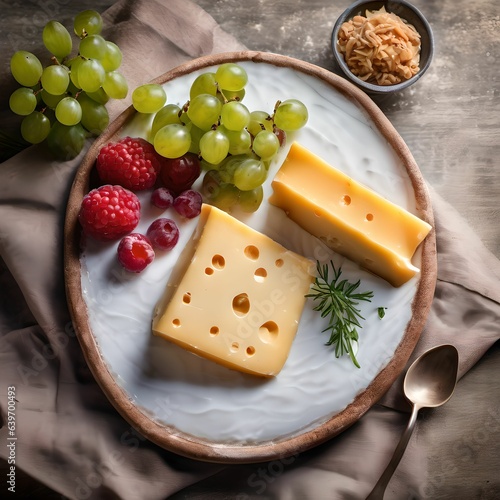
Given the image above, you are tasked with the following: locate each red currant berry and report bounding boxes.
[173,190,202,219]
[146,218,180,251]
[151,187,175,209]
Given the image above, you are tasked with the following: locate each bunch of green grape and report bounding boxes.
[8,10,128,160]
[132,63,308,213]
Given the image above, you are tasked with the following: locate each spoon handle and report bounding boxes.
[366,404,420,500]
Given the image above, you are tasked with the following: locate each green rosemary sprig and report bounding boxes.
[305,260,374,368]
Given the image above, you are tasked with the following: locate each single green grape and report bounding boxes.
[78,92,109,134]
[233,158,267,191]
[68,57,84,88]
[253,129,280,160]
[74,10,103,37]
[187,93,222,131]
[77,59,105,92]
[86,87,109,104]
[239,185,264,213]
[274,99,308,131]
[218,154,247,183]
[215,63,248,91]
[154,123,191,159]
[209,183,240,213]
[10,51,43,87]
[46,122,86,160]
[220,101,250,131]
[40,89,65,108]
[55,97,82,126]
[20,111,51,144]
[132,84,167,114]
[79,34,107,60]
[247,110,273,137]
[41,65,70,95]
[151,104,182,139]
[190,72,217,99]
[201,170,224,199]
[100,41,122,72]
[199,129,230,165]
[102,71,128,99]
[223,127,252,156]
[187,124,205,155]
[42,21,72,60]
[9,88,37,116]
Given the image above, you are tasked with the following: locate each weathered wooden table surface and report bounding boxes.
[1,0,498,498]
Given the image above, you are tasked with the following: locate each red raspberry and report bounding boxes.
[117,233,155,272]
[96,136,161,191]
[146,218,179,250]
[78,185,141,241]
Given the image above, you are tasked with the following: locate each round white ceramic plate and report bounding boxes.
[65,51,436,463]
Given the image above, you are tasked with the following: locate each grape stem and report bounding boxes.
[180,101,190,116]
[216,84,229,104]
[268,100,281,132]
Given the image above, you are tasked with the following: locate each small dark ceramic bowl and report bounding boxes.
[331,0,434,94]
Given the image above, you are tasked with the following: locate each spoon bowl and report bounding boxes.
[366,344,459,499]
[404,344,459,408]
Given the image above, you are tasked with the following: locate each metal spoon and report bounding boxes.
[366,344,459,500]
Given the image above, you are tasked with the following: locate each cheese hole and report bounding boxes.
[275,258,284,268]
[258,321,279,344]
[212,254,225,269]
[182,292,191,304]
[244,245,259,260]
[205,267,214,275]
[327,236,340,248]
[246,346,256,357]
[231,342,239,352]
[209,326,219,336]
[254,268,267,282]
[172,318,181,327]
[314,210,322,217]
[342,195,351,206]
[366,213,374,221]
[232,293,250,316]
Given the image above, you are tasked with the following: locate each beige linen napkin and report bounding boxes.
[1,1,499,499]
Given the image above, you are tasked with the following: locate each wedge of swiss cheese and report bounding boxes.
[269,142,431,287]
[152,204,315,377]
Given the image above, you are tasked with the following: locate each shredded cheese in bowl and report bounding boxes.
[337,7,421,86]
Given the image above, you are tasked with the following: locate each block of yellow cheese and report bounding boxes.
[152,204,315,377]
[269,143,432,287]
